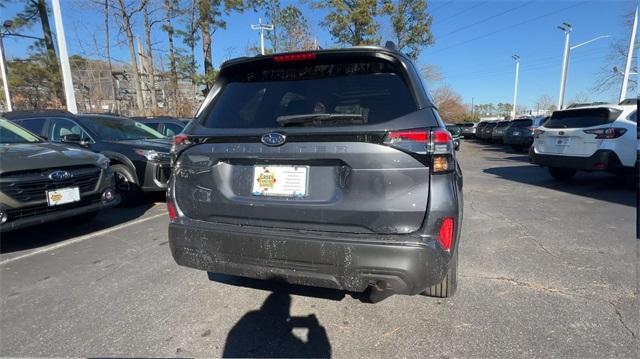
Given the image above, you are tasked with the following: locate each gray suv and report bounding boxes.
[167,46,463,302]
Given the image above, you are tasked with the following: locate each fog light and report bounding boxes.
[102,188,115,202]
[0,210,8,224]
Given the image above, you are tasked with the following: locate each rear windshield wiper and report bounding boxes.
[276,113,365,127]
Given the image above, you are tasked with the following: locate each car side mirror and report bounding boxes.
[61,134,89,146]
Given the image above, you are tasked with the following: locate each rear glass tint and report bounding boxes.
[545,108,621,129]
[201,61,417,129]
[510,119,532,127]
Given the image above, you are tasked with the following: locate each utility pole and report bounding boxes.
[620,6,638,102]
[512,55,520,119]
[0,33,11,112]
[557,23,571,110]
[471,97,474,120]
[51,0,77,113]
[251,18,273,55]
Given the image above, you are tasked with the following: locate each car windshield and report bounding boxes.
[0,119,41,144]
[81,116,165,141]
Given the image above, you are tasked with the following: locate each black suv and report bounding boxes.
[168,47,463,302]
[4,111,172,204]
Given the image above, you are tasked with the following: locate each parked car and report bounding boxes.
[446,123,462,150]
[4,111,172,204]
[474,121,489,140]
[131,116,189,137]
[461,122,478,139]
[504,116,548,152]
[168,46,464,302]
[478,121,497,142]
[0,118,119,232]
[530,103,637,179]
[491,120,511,143]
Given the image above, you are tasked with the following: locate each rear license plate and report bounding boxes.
[252,166,309,197]
[556,137,571,146]
[46,187,81,206]
[513,131,520,136]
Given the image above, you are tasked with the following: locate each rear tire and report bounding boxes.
[422,251,458,298]
[111,164,143,206]
[548,166,576,180]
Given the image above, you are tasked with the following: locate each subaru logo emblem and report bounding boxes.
[559,131,565,136]
[48,170,73,181]
[261,132,286,146]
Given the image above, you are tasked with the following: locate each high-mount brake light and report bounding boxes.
[273,52,317,63]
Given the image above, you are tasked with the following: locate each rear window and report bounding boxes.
[510,119,532,127]
[545,108,622,129]
[201,61,417,129]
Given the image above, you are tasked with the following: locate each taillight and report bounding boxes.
[534,129,545,138]
[383,129,428,154]
[583,128,627,139]
[174,134,191,145]
[382,128,454,173]
[273,52,316,63]
[167,198,178,221]
[437,217,455,252]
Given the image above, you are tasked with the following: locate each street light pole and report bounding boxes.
[557,23,571,110]
[51,0,77,113]
[0,34,11,112]
[512,54,520,119]
[251,18,274,55]
[620,6,638,102]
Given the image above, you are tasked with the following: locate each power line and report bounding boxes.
[430,1,590,55]
[435,1,489,25]
[438,0,536,40]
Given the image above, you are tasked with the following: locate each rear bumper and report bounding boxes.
[168,218,451,296]
[530,149,624,171]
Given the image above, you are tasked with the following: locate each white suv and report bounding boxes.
[530,102,637,180]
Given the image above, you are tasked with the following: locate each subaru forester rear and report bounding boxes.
[167,47,463,302]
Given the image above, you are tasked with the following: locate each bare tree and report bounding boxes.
[432,85,468,122]
[163,0,179,116]
[115,0,145,115]
[534,94,555,114]
[104,0,118,112]
[142,0,159,110]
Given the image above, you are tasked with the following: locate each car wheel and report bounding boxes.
[111,164,142,206]
[422,250,458,298]
[548,166,576,180]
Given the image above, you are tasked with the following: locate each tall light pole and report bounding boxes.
[557,23,572,110]
[0,32,11,112]
[251,18,274,55]
[512,54,520,119]
[620,6,638,102]
[51,0,77,113]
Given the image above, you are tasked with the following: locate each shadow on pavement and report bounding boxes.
[0,193,165,254]
[223,291,332,358]
[484,165,635,207]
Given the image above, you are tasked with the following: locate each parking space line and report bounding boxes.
[0,213,167,266]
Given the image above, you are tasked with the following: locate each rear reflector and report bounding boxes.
[273,52,317,63]
[437,217,455,251]
[167,199,178,221]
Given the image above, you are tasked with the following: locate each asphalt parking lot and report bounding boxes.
[1,140,637,358]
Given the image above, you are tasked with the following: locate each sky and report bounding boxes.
[1,0,637,109]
